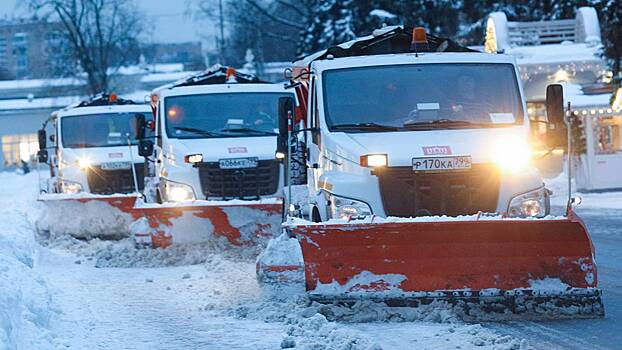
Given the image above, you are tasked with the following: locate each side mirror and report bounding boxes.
[37,129,46,151]
[546,84,564,125]
[545,84,567,148]
[37,149,49,163]
[135,113,146,140]
[277,96,294,155]
[138,139,154,157]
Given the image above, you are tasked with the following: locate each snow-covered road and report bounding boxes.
[489,206,622,350]
[1,171,621,350]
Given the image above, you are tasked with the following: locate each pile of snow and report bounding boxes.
[545,171,622,210]
[0,172,56,349]
[281,314,381,350]
[37,233,255,268]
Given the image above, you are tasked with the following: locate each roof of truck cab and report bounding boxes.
[56,104,151,118]
[310,52,518,72]
[158,83,293,99]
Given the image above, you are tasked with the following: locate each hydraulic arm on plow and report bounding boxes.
[257,27,604,319]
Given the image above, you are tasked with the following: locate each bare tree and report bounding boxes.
[28,0,144,94]
[192,0,312,66]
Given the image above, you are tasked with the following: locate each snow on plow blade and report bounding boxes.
[133,199,283,249]
[37,194,138,239]
[287,213,604,319]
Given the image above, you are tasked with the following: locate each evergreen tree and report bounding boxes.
[299,0,357,55]
[593,0,622,85]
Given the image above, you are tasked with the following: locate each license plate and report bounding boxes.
[412,156,472,172]
[219,157,258,169]
[101,161,132,170]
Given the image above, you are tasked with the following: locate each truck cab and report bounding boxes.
[147,66,295,203]
[43,94,151,195]
[293,28,562,222]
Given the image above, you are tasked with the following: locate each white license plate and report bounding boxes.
[219,157,258,169]
[412,156,472,172]
[101,161,132,170]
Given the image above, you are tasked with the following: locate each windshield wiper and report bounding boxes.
[220,127,278,136]
[332,123,399,131]
[174,126,229,137]
[403,119,489,129]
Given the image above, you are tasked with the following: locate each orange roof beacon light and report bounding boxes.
[411,27,429,56]
[108,92,118,104]
[226,67,237,83]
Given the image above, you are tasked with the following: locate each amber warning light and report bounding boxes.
[412,27,428,44]
[411,27,429,55]
[226,67,237,83]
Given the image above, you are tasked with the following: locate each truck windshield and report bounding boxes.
[61,112,142,148]
[165,92,290,139]
[323,63,524,132]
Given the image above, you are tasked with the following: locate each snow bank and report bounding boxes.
[0,172,56,349]
[545,171,622,210]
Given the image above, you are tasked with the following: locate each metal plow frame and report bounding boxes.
[284,211,604,319]
[310,288,604,321]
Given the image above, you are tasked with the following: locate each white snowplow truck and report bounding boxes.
[257,27,603,319]
[130,65,295,250]
[36,94,152,239]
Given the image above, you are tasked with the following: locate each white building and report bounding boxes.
[486,7,622,191]
[0,64,195,170]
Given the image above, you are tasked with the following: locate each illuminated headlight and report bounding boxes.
[491,137,532,173]
[507,187,549,218]
[275,151,286,160]
[327,193,372,220]
[360,154,388,168]
[184,154,203,164]
[61,181,83,194]
[164,181,196,202]
[76,157,92,170]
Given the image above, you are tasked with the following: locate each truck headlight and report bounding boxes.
[61,180,83,194]
[491,137,531,173]
[360,154,388,168]
[76,157,92,170]
[164,180,196,202]
[327,192,372,220]
[507,187,549,218]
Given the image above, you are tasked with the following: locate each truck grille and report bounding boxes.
[197,160,280,199]
[86,163,144,194]
[375,164,499,217]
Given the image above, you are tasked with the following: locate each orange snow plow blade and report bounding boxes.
[287,212,603,319]
[132,200,283,250]
[38,194,283,251]
[37,194,138,239]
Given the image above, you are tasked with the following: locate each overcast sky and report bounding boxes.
[0,0,215,46]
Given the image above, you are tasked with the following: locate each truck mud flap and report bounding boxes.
[287,212,603,319]
[37,194,138,240]
[133,201,283,249]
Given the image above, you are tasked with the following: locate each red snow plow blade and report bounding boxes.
[38,194,138,239]
[287,212,604,319]
[38,194,283,251]
[133,200,283,249]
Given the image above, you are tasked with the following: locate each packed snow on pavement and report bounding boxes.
[1,170,621,349]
